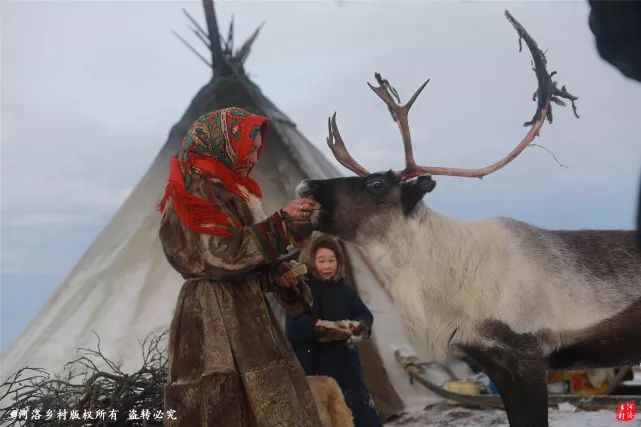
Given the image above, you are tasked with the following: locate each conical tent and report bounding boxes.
[1,1,437,419]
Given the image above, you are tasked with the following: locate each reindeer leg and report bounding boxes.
[464,345,548,427]
[462,320,549,427]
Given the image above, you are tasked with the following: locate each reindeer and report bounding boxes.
[297,11,641,427]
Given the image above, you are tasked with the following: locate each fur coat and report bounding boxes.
[159,177,322,426]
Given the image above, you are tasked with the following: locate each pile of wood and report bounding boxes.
[0,332,168,426]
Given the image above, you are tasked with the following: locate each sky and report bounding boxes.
[1,0,641,352]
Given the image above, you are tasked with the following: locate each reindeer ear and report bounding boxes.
[416,175,436,193]
[401,176,436,214]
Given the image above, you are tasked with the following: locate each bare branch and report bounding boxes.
[0,331,170,426]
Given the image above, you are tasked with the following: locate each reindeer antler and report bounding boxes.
[367,73,430,173]
[327,10,579,180]
[326,113,370,176]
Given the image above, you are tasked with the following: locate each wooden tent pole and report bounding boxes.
[202,0,224,71]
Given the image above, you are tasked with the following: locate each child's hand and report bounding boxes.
[349,321,369,337]
[314,320,352,342]
[336,320,351,330]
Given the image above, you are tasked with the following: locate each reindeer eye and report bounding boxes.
[366,179,386,192]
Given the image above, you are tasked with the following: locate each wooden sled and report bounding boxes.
[394,350,641,411]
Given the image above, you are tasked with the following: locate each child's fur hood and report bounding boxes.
[299,233,346,280]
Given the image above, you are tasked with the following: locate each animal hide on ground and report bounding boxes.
[307,376,354,427]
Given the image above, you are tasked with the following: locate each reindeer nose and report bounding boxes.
[296,179,317,198]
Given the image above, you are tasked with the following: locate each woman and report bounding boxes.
[286,235,381,427]
[157,107,322,426]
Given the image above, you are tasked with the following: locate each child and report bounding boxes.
[286,235,381,427]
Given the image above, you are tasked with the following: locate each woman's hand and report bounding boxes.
[274,262,298,288]
[281,198,320,221]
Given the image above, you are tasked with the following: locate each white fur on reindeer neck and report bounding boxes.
[357,203,639,363]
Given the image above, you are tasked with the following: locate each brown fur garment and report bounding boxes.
[159,178,322,426]
[307,376,354,427]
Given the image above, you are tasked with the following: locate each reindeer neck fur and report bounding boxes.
[355,204,641,362]
[362,205,505,284]
[357,204,512,361]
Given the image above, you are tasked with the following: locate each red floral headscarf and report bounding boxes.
[157,107,269,236]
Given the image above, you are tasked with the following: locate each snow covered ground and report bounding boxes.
[385,365,641,426]
[386,367,641,426]
[626,367,641,386]
[386,403,639,427]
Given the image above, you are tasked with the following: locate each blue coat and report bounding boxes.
[286,276,374,391]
